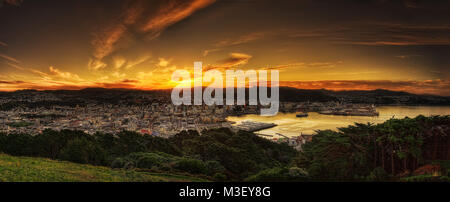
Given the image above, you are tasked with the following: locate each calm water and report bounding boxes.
[227,106,450,137]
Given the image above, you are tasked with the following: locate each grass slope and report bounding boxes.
[0,154,206,182]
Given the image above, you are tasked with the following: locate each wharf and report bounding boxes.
[233,121,277,132]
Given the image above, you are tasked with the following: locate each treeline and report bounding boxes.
[295,115,450,181]
[0,128,298,181]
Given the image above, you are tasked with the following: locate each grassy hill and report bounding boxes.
[0,154,206,182]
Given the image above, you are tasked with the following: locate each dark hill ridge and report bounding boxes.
[1,87,449,105]
[324,89,450,105]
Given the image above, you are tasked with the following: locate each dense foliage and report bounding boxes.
[295,115,450,181]
[0,128,297,181]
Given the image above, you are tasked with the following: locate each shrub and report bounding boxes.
[245,167,308,182]
[110,157,135,169]
[174,158,207,174]
[367,167,389,181]
[59,138,106,165]
[213,173,227,181]
[205,160,225,176]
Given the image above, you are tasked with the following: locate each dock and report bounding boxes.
[296,112,309,118]
[233,121,277,132]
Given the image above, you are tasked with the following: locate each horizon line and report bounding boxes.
[0,86,445,97]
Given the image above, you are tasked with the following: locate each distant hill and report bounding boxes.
[0,154,205,182]
[1,87,449,105]
[323,89,450,105]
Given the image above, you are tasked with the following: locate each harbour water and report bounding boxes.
[227,106,450,137]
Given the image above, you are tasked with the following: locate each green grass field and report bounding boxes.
[0,154,206,182]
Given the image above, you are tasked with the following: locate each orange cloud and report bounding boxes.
[95,82,137,89]
[221,53,252,67]
[49,66,82,82]
[203,48,220,57]
[88,59,107,71]
[125,54,151,69]
[121,79,139,83]
[141,0,215,36]
[216,32,266,47]
[0,53,20,64]
[113,56,127,70]
[158,58,171,67]
[203,53,253,72]
[91,0,146,60]
[263,61,343,71]
[91,0,215,67]
[0,80,25,85]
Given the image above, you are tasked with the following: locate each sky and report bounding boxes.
[0,0,450,95]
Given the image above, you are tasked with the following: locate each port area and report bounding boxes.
[232,121,277,132]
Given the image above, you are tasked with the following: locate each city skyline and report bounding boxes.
[1,0,450,95]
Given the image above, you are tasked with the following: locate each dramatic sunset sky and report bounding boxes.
[0,0,449,95]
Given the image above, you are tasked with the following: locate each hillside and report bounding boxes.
[0,154,205,182]
[1,87,448,108]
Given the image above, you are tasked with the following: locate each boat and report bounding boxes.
[296,112,309,118]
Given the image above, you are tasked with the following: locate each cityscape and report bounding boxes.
[0,0,449,190]
[0,89,379,147]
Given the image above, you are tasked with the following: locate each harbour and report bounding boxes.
[228,106,450,138]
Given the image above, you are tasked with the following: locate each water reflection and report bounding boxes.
[227,106,450,137]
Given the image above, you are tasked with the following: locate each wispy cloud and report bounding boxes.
[0,80,25,85]
[91,0,215,69]
[91,0,147,60]
[140,0,215,37]
[288,22,450,46]
[220,53,252,67]
[125,54,151,69]
[4,61,51,79]
[215,32,266,47]
[0,53,20,64]
[88,58,107,71]
[158,58,171,67]
[49,66,83,82]
[262,61,343,71]
[113,55,127,70]
[204,52,253,71]
[0,41,7,47]
[395,54,422,59]
[203,48,220,57]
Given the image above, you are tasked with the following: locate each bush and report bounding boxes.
[1,133,34,156]
[289,167,308,178]
[135,153,169,169]
[213,173,227,181]
[59,138,106,165]
[111,152,179,170]
[245,167,308,182]
[174,158,207,174]
[205,161,225,176]
[110,157,135,169]
[367,167,389,181]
